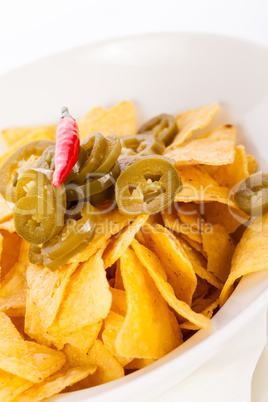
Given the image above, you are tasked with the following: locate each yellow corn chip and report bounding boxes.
[12,366,96,402]
[64,340,124,388]
[210,145,249,188]
[48,249,111,334]
[110,287,127,316]
[161,208,203,243]
[0,231,21,280]
[0,312,66,382]
[116,247,182,359]
[203,223,235,283]
[78,101,136,140]
[0,218,16,233]
[165,125,236,166]
[103,214,148,269]
[1,125,56,148]
[132,239,211,328]
[180,233,206,257]
[0,196,13,223]
[102,311,133,367]
[0,369,33,402]
[247,154,258,175]
[142,223,197,304]
[78,106,105,138]
[220,213,268,306]
[114,260,124,290]
[0,129,55,166]
[166,102,220,149]
[124,358,156,370]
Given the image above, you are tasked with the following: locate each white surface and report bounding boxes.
[0,2,268,402]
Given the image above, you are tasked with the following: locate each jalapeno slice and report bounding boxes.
[41,204,99,259]
[120,134,165,157]
[234,173,268,216]
[118,154,174,172]
[29,244,44,265]
[0,140,55,202]
[42,240,89,271]
[115,157,181,215]
[36,146,55,170]
[14,194,64,244]
[138,114,178,146]
[66,162,120,202]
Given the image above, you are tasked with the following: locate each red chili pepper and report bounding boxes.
[52,106,80,188]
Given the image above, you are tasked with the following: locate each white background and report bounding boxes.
[0,1,268,401]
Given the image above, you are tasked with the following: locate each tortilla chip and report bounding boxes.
[116,247,182,359]
[12,366,96,402]
[0,218,16,233]
[103,214,148,269]
[102,311,133,367]
[64,340,124,388]
[0,231,22,280]
[0,312,66,382]
[141,224,197,305]
[131,239,211,328]
[124,358,156,370]
[210,145,249,188]
[175,165,237,207]
[0,369,33,402]
[165,125,236,166]
[110,287,127,316]
[78,106,105,138]
[220,212,268,306]
[47,248,111,335]
[203,223,235,283]
[0,196,13,223]
[78,101,136,140]
[247,154,258,175]
[1,125,56,148]
[166,102,220,149]
[180,233,206,257]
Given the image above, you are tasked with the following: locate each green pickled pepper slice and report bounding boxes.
[234,173,268,216]
[41,204,99,260]
[120,134,165,157]
[115,157,181,215]
[138,114,178,146]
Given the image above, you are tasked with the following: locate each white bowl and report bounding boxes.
[1,33,268,402]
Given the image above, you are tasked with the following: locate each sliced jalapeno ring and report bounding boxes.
[14,194,64,244]
[0,140,55,202]
[120,134,165,157]
[115,157,181,215]
[37,146,55,170]
[41,204,99,260]
[138,114,178,146]
[66,162,120,202]
[118,154,174,172]
[29,244,44,265]
[234,173,268,216]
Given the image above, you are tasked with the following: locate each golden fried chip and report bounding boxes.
[0,231,21,280]
[180,233,206,257]
[110,287,127,316]
[165,125,236,166]
[78,106,105,138]
[64,340,124,388]
[103,214,148,269]
[0,369,33,402]
[210,145,249,188]
[175,165,237,207]
[1,125,56,148]
[0,129,55,166]
[78,101,136,140]
[142,223,197,304]
[247,154,258,175]
[124,358,156,370]
[220,213,268,306]
[161,208,203,243]
[12,366,96,402]
[116,247,182,359]
[0,218,16,233]
[102,311,133,367]
[114,260,124,290]
[0,196,13,223]
[0,312,66,382]
[166,102,220,148]
[203,223,235,283]
[131,239,211,328]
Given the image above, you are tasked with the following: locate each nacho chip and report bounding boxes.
[124,358,156,370]
[1,125,56,148]
[131,239,211,328]
[203,223,235,283]
[0,218,16,233]
[78,101,136,140]
[220,212,268,306]
[161,208,203,243]
[141,224,197,305]
[110,287,127,316]
[103,214,148,269]
[0,231,21,280]
[116,247,182,359]
[78,106,105,138]
[114,260,124,291]
[0,312,66,382]
[12,366,96,402]
[165,125,236,166]
[0,195,13,223]
[247,154,258,175]
[166,102,220,149]
[0,369,33,402]
[210,145,249,188]
[64,340,124,388]
[47,249,111,335]
[175,165,237,207]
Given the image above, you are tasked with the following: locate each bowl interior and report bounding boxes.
[1,32,268,401]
